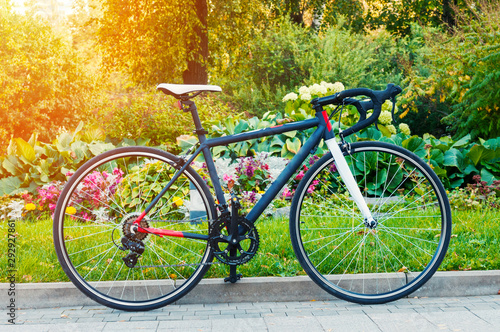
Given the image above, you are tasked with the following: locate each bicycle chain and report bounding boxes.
[122,217,218,269]
[143,219,214,224]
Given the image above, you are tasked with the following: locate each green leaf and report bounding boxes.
[283,130,297,138]
[0,176,22,196]
[136,138,150,146]
[432,165,447,178]
[234,120,249,134]
[14,138,36,163]
[89,142,115,156]
[451,134,471,148]
[466,145,497,166]
[81,126,105,143]
[71,141,90,162]
[480,168,498,185]
[403,136,425,157]
[443,148,466,171]
[429,149,444,166]
[56,132,74,151]
[2,156,20,175]
[378,125,392,138]
[270,136,285,147]
[176,135,198,152]
[285,137,301,154]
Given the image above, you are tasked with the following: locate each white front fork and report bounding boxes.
[325,137,376,227]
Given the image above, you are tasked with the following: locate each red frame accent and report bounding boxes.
[137,227,185,238]
[321,111,332,132]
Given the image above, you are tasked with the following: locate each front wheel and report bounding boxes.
[290,141,451,304]
[53,147,216,311]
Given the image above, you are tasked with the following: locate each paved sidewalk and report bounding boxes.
[2,295,500,331]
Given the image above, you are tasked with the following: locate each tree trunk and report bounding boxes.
[442,0,456,29]
[183,0,208,84]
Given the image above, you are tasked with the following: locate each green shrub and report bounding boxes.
[0,6,97,153]
[307,22,403,90]
[214,18,405,117]
[0,123,136,196]
[216,18,317,116]
[89,89,231,152]
[400,2,500,140]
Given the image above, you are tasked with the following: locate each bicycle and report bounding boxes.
[53,83,451,311]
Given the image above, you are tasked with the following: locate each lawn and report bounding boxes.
[0,209,498,283]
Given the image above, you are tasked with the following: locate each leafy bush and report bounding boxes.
[0,123,131,196]
[401,2,500,140]
[111,161,187,219]
[217,18,317,116]
[353,129,500,189]
[0,6,97,153]
[214,18,405,117]
[89,89,230,152]
[307,22,403,90]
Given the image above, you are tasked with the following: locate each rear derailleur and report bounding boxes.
[118,213,150,268]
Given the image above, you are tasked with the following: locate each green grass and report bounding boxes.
[0,209,499,283]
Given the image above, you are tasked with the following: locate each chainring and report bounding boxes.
[209,217,259,266]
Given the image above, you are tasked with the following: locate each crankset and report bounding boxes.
[209,217,259,266]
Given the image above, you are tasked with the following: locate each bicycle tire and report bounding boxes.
[53,146,216,311]
[290,141,451,304]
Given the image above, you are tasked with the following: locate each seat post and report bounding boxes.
[182,100,208,140]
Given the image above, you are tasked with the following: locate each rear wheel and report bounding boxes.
[53,147,216,311]
[290,141,451,304]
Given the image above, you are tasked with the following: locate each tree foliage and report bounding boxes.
[0,4,95,153]
[367,0,471,36]
[401,1,500,139]
[95,0,203,84]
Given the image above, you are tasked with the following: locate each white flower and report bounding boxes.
[6,200,24,220]
[309,83,327,95]
[386,124,397,135]
[298,86,310,95]
[330,82,345,93]
[382,99,398,113]
[378,111,393,125]
[300,93,312,101]
[282,92,298,102]
[399,123,411,135]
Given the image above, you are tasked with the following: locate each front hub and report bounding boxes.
[364,217,378,229]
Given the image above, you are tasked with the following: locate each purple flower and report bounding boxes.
[246,165,254,177]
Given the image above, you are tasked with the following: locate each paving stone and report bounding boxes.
[265,315,323,331]
[6,294,500,331]
[245,308,271,314]
[316,314,381,331]
[103,321,159,331]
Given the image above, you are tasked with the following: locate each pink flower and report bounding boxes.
[223,174,233,182]
[295,171,305,181]
[282,188,293,198]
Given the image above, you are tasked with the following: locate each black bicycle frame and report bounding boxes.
[136,106,333,234]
